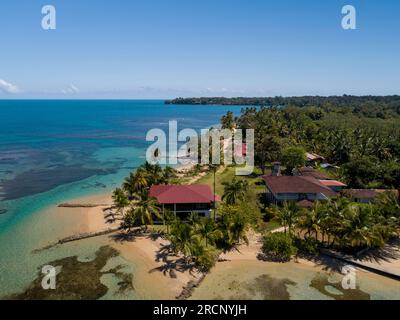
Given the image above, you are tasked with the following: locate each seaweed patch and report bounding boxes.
[4,246,134,300]
[310,273,370,300]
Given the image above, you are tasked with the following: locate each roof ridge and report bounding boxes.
[186,185,213,202]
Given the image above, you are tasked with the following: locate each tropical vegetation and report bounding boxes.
[262,232,298,262]
[271,192,400,253]
[218,97,400,188]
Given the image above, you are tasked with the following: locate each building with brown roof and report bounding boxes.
[341,189,399,203]
[262,176,337,205]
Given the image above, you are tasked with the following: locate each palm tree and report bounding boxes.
[163,209,176,234]
[123,168,149,197]
[129,191,161,231]
[217,205,249,247]
[323,198,351,247]
[112,187,129,220]
[376,191,400,220]
[188,212,201,226]
[227,213,249,245]
[121,210,137,232]
[143,161,163,185]
[276,201,299,236]
[222,178,249,205]
[168,221,197,261]
[195,218,223,247]
[162,166,177,184]
[209,164,218,221]
[190,240,218,271]
[343,204,382,249]
[298,201,324,241]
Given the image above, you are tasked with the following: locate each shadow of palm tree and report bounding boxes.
[297,252,345,273]
[108,230,197,279]
[103,207,122,225]
[355,238,400,264]
[109,228,166,243]
[150,243,197,277]
[147,232,163,241]
[109,230,140,243]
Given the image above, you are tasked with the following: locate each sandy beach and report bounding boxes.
[191,231,400,300]
[112,234,201,299]
[34,190,399,300]
[36,191,200,299]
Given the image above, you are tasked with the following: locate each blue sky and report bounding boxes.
[0,0,399,98]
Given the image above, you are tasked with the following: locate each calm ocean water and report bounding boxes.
[0,100,243,230]
[0,100,245,296]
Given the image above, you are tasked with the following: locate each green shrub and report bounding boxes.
[262,232,297,262]
[295,237,319,255]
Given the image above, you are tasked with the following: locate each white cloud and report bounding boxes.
[62,84,80,94]
[0,79,19,93]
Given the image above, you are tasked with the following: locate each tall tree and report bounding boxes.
[127,191,161,231]
[281,146,306,174]
[195,218,222,247]
[112,187,129,220]
[276,201,300,235]
[222,178,249,205]
[123,168,149,197]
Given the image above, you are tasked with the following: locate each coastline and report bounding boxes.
[1,141,399,299]
[3,187,399,300]
[25,190,201,300]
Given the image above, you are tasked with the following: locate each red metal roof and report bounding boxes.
[262,176,337,197]
[149,185,220,204]
[319,180,347,187]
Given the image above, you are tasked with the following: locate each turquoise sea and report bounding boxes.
[0,100,244,297]
[0,100,244,228]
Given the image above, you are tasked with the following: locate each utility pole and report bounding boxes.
[210,164,217,222]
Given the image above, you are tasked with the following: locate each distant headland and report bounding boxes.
[165,95,400,109]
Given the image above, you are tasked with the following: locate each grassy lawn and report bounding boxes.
[195,165,267,196]
[191,165,280,230]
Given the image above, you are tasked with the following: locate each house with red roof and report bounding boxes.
[149,184,220,219]
[262,175,337,206]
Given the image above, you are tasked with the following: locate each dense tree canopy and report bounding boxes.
[166,95,400,118]
[213,97,400,188]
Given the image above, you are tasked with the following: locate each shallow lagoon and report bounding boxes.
[190,260,400,300]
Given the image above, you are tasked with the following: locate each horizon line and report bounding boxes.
[1,94,400,101]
